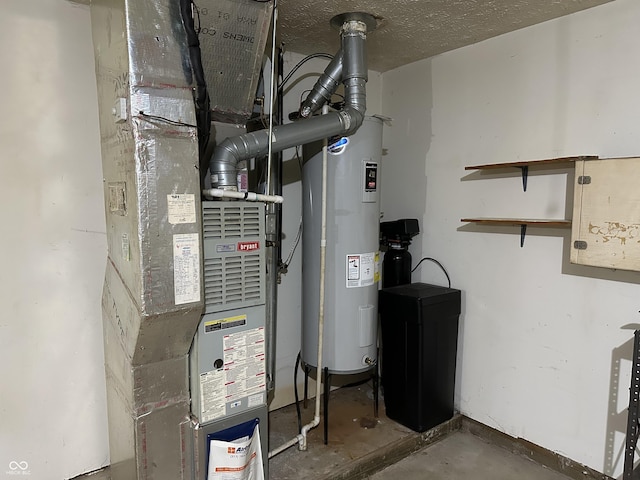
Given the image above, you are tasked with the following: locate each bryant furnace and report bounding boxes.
[189,201,269,478]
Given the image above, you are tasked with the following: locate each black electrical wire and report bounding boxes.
[192,1,201,33]
[276,45,285,267]
[180,0,212,191]
[282,218,302,268]
[411,257,452,288]
[137,111,197,128]
[299,89,312,102]
[279,53,334,92]
[295,145,302,171]
[281,144,304,270]
[294,351,302,434]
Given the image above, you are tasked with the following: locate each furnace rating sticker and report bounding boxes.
[167,193,196,224]
[200,369,226,423]
[173,233,201,305]
[346,252,376,288]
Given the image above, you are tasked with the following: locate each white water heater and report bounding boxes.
[302,116,383,374]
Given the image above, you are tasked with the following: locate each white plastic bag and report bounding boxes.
[207,423,264,480]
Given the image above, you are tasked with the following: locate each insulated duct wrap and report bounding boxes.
[91,0,204,478]
[197,0,273,124]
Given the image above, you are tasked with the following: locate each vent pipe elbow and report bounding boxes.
[210,132,266,190]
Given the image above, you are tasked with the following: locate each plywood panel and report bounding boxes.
[571,157,640,270]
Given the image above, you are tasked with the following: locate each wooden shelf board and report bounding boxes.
[465,155,598,171]
[461,218,571,227]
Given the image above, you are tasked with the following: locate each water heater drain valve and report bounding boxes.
[363,355,377,367]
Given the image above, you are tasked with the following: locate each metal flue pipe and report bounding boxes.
[208,12,377,190]
[298,50,343,118]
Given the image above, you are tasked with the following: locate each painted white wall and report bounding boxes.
[381,0,640,476]
[270,51,382,409]
[12,0,629,475]
[0,1,108,479]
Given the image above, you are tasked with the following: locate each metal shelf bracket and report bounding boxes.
[519,166,528,192]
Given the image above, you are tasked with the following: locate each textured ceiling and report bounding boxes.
[70,0,614,71]
[276,0,614,72]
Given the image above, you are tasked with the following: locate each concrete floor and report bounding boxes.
[370,431,572,480]
[76,382,578,480]
[267,383,573,480]
[268,380,424,479]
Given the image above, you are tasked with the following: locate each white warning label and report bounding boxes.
[223,327,266,404]
[346,252,376,288]
[200,369,226,423]
[173,233,201,305]
[167,193,196,224]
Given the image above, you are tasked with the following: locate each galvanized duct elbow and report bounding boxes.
[209,12,376,190]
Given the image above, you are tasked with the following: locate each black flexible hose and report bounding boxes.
[276,46,284,266]
[411,257,452,288]
[278,53,334,92]
[294,351,302,434]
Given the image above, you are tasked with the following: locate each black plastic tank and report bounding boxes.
[382,245,412,288]
[379,282,461,432]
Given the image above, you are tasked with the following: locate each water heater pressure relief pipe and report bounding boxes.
[268,105,329,458]
[300,102,329,451]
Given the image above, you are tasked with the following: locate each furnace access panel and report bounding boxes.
[190,201,267,424]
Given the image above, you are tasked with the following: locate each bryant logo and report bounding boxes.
[238,241,260,252]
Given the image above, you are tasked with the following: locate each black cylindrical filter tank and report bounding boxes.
[379,218,419,288]
[382,245,412,288]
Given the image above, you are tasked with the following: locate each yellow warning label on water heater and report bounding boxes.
[374,252,380,283]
